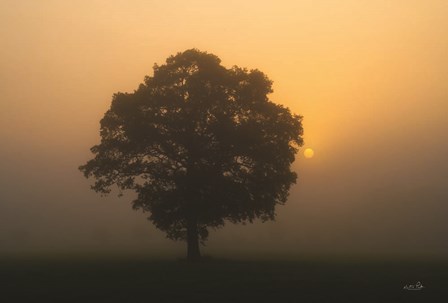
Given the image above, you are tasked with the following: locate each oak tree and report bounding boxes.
[79,49,303,261]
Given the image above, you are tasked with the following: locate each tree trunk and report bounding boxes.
[186,219,201,261]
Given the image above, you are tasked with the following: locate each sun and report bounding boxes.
[304,148,314,159]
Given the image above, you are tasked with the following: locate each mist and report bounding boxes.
[1,0,447,259]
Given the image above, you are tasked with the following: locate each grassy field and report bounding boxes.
[0,255,446,302]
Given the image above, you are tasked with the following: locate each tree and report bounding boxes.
[79,49,303,261]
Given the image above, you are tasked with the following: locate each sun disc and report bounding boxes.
[304,148,314,159]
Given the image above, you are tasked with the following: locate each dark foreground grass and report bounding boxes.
[0,255,446,302]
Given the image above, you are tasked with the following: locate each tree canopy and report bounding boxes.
[79,49,303,260]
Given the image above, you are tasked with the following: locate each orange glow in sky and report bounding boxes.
[1,0,448,255]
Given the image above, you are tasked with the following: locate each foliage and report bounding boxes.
[80,49,303,250]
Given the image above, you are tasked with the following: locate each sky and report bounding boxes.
[1,0,447,258]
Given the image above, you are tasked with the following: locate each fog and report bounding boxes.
[1,0,447,258]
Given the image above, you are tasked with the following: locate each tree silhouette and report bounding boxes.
[79,49,303,261]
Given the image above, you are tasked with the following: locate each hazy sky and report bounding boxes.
[1,0,447,257]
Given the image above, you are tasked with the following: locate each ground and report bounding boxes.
[1,255,445,302]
